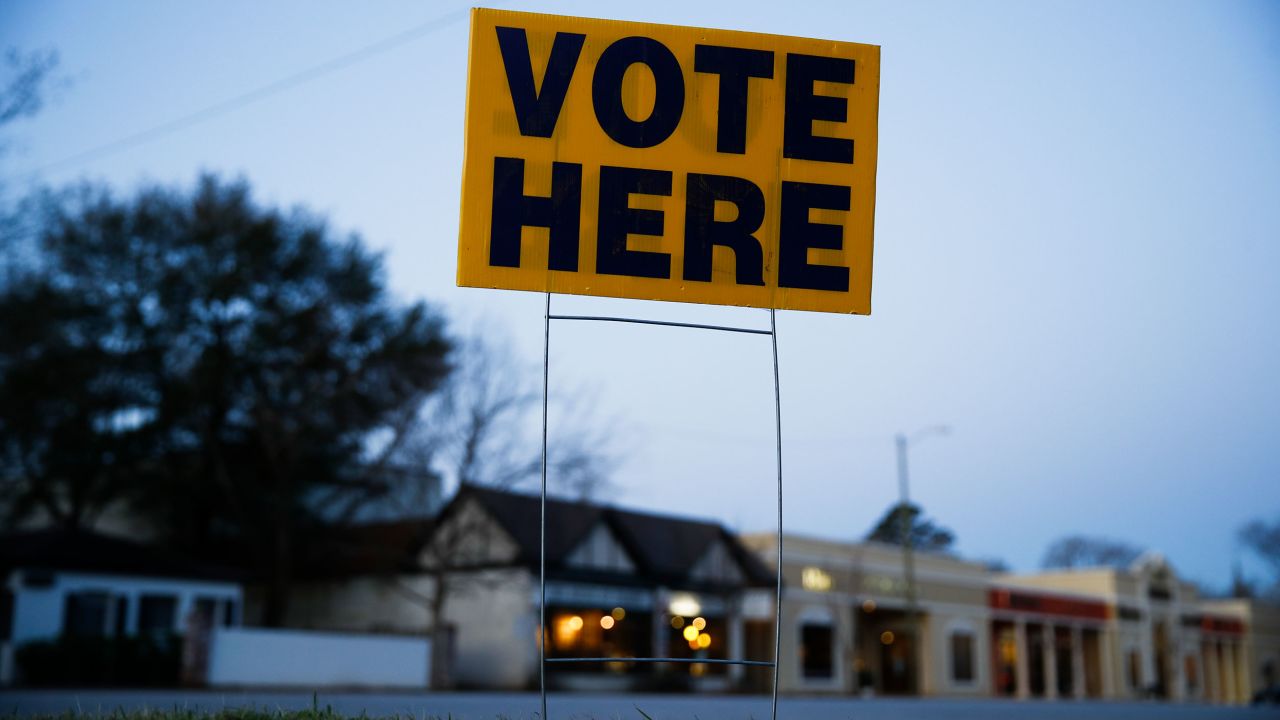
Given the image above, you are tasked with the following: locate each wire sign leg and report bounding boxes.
[769,308,783,720]
[537,300,785,720]
[539,291,551,720]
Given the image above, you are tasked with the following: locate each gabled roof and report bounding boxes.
[0,528,241,582]
[452,486,773,590]
[459,485,603,567]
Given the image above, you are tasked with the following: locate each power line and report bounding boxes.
[9,5,473,184]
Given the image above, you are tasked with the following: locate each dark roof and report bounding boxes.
[452,486,774,590]
[0,528,241,582]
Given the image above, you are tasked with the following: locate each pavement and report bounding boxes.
[1,690,1276,719]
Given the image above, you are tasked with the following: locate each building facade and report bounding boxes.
[742,533,1271,705]
[740,533,994,697]
[286,486,775,690]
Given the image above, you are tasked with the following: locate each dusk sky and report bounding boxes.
[3,0,1278,590]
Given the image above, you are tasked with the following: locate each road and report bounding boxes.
[2,690,1275,719]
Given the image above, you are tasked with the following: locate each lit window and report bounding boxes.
[553,614,584,650]
[802,566,833,592]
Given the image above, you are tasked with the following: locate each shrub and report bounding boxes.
[15,633,181,687]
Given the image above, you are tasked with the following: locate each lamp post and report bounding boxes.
[894,424,949,694]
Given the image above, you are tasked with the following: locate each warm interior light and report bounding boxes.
[802,566,833,592]
[670,616,685,629]
[692,617,706,631]
[612,607,626,621]
[697,632,712,649]
[553,614,584,649]
[600,615,615,630]
[682,625,699,642]
[880,630,895,645]
[668,593,701,617]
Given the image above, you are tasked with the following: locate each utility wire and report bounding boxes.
[8,5,473,184]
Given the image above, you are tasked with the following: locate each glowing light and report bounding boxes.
[802,566,833,592]
[689,638,701,650]
[668,593,701,618]
[600,616,615,630]
[1000,637,1017,664]
[683,626,700,642]
[697,632,712,649]
[612,607,626,621]
[553,614,584,649]
[692,617,706,631]
[671,616,685,629]
[862,599,877,613]
[880,630,895,645]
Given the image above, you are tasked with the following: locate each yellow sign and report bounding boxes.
[457,9,880,314]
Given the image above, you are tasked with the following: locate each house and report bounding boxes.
[0,527,242,686]
[286,485,775,691]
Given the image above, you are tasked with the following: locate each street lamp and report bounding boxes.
[894,424,950,694]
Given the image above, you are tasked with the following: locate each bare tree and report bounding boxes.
[375,328,618,688]
[2,48,66,275]
[406,329,615,497]
[1041,535,1143,570]
[1239,516,1280,598]
[0,48,60,129]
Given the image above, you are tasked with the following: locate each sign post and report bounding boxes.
[456,8,880,717]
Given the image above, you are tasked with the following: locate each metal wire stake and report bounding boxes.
[539,291,551,720]
[770,308,783,720]
[538,303,785,720]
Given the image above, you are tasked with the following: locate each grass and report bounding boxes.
[5,692,698,720]
[2,707,660,712]
[5,700,674,720]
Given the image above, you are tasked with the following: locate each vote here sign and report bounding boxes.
[457,8,880,314]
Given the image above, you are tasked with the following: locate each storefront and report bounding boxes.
[740,533,993,697]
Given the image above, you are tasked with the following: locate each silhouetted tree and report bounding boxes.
[1041,535,1143,570]
[377,329,616,688]
[0,175,451,624]
[1239,516,1280,598]
[865,501,955,553]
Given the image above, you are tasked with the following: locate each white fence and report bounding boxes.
[207,627,430,689]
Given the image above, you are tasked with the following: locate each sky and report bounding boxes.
[2,0,1278,590]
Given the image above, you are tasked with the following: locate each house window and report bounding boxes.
[139,594,177,635]
[800,623,834,679]
[546,606,654,674]
[195,596,219,625]
[63,592,110,637]
[113,596,129,637]
[950,631,975,683]
[222,599,238,627]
